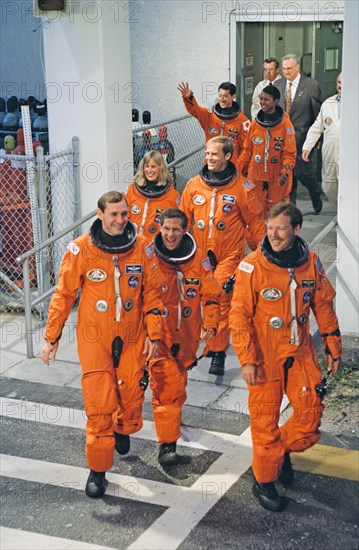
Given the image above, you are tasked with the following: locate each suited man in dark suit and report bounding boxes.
[275,54,323,213]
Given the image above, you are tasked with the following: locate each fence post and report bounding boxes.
[72,136,81,237]
[36,145,51,316]
[23,257,34,358]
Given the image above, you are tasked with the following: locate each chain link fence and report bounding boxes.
[0,137,80,315]
[133,114,205,193]
[2,115,205,322]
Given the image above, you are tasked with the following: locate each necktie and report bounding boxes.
[285,82,292,113]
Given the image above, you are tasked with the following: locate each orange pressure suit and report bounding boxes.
[150,232,221,443]
[182,95,250,163]
[229,236,342,483]
[180,162,266,353]
[237,106,296,211]
[45,219,163,473]
[124,181,180,239]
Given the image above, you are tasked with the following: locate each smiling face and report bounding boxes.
[267,213,300,252]
[259,91,278,114]
[218,88,235,109]
[205,141,231,172]
[160,217,186,251]
[144,158,161,182]
[97,200,128,236]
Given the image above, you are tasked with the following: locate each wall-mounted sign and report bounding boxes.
[246,50,254,66]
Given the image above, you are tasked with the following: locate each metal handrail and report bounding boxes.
[309,216,337,250]
[16,210,97,263]
[16,209,97,358]
[132,114,192,134]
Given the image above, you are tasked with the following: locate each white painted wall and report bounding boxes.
[335,0,359,335]
[40,1,133,216]
[129,0,230,121]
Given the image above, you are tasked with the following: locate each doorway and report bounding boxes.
[236,21,343,119]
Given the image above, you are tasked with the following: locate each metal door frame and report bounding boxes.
[229,5,344,110]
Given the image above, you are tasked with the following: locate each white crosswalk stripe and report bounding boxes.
[1,395,253,549]
[1,527,116,550]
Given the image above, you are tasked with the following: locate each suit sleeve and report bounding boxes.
[239,113,250,150]
[180,180,195,230]
[199,254,222,331]
[141,241,165,341]
[229,258,260,366]
[302,108,325,152]
[310,254,342,359]
[237,123,254,172]
[281,116,297,176]
[45,244,84,343]
[182,94,210,131]
[239,184,266,245]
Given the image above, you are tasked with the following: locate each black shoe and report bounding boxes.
[85,470,108,498]
[114,433,130,455]
[158,442,178,466]
[311,193,323,214]
[209,351,226,375]
[252,480,287,512]
[279,452,294,485]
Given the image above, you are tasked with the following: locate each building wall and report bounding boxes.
[0,1,45,101]
[129,0,230,121]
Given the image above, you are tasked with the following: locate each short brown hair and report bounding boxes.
[263,57,279,69]
[160,207,188,229]
[267,202,303,228]
[97,191,127,213]
[206,136,234,158]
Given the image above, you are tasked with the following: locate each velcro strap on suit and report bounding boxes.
[321,328,342,360]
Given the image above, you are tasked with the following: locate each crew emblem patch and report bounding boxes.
[130,204,141,214]
[260,288,282,301]
[193,195,206,205]
[86,269,107,282]
[252,136,263,144]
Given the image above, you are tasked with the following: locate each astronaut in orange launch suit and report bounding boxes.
[180,136,266,375]
[41,192,164,498]
[229,202,341,512]
[150,207,221,465]
[124,149,180,239]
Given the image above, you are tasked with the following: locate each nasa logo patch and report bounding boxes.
[128,276,139,288]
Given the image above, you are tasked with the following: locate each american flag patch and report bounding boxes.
[286,127,295,135]
[202,257,213,271]
[145,243,155,259]
[243,179,255,191]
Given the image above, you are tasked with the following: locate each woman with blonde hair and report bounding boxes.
[124,150,180,239]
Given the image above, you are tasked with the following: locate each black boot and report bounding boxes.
[85,470,108,498]
[114,432,130,455]
[252,479,287,512]
[279,452,294,485]
[311,192,323,214]
[158,442,178,466]
[209,351,226,375]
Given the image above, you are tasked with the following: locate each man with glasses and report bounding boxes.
[178,81,250,163]
[274,54,323,213]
